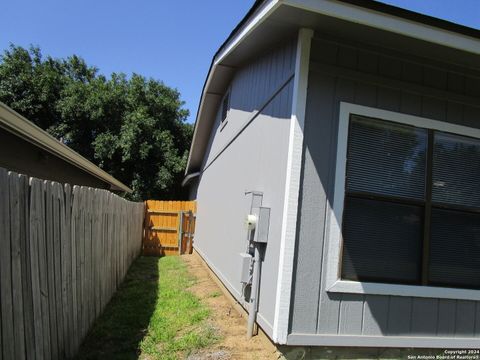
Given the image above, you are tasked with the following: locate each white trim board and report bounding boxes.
[325,102,480,302]
[273,27,313,345]
[214,0,281,66]
[287,333,480,348]
[185,0,280,175]
[284,0,480,56]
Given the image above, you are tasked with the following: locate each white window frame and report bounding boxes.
[326,102,480,301]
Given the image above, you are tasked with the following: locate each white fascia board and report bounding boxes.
[273,27,313,345]
[185,0,281,175]
[181,171,201,187]
[328,279,480,302]
[284,0,480,56]
[214,0,281,65]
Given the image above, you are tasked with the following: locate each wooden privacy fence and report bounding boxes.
[0,167,144,360]
[143,200,196,256]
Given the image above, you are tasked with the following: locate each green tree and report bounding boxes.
[0,44,192,200]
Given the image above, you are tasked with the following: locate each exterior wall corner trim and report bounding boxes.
[272,27,314,344]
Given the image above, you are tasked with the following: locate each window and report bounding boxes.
[341,114,480,290]
[221,92,230,123]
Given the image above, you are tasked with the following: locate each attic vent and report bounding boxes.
[221,92,230,122]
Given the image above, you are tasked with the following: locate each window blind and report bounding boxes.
[342,196,423,284]
[347,116,427,200]
[429,208,480,289]
[433,132,480,209]
[342,115,480,289]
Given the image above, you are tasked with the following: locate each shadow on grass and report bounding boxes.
[76,256,160,360]
[76,255,218,360]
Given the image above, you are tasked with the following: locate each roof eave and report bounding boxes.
[285,0,480,56]
[185,0,281,176]
[185,0,480,178]
[0,102,133,193]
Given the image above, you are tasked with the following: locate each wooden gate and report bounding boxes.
[143,200,196,256]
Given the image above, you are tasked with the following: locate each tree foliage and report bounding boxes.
[0,45,192,200]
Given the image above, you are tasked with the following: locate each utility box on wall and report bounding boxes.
[239,252,252,284]
[252,207,270,244]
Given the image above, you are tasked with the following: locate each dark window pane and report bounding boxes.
[341,196,423,284]
[347,116,427,199]
[432,132,480,208]
[429,208,480,289]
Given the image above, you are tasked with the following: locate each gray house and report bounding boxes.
[184,0,480,349]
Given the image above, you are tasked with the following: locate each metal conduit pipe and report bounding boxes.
[245,205,270,339]
[247,243,261,339]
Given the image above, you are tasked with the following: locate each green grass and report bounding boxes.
[76,256,218,360]
[208,291,222,298]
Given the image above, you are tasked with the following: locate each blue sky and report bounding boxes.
[1,0,479,124]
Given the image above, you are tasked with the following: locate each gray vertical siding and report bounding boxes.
[202,39,297,168]
[290,35,480,344]
[194,39,297,335]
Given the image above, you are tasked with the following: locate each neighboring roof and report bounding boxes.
[185,0,480,178]
[0,102,132,193]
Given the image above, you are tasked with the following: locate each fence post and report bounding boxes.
[187,210,193,254]
[177,211,183,255]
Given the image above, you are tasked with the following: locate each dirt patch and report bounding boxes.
[183,253,280,360]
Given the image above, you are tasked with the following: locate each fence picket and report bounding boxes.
[0,169,14,360]
[1,168,144,359]
[19,174,35,359]
[84,188,92,334]
[70,186,79,355]
[9,172,26,360]
[62,184,73,358]
[52,183,64,359]
[37,181,52,359]
[45,181,59,360]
